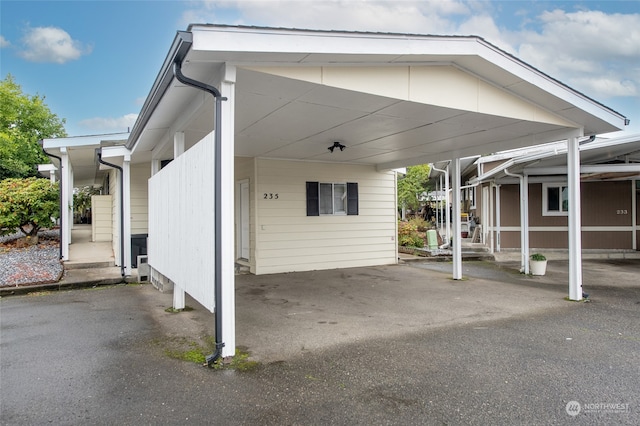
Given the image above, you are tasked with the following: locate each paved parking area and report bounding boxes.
[2,259,638,424]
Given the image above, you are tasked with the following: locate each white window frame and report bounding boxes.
[319,182,347,216]
[542,182,569,216]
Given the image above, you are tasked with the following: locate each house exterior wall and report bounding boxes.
[249,158,398,275]
[494,181,636,250]
[130,162,151,235]
[91,195,112,242]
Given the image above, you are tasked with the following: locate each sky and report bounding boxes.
[1,0,639,138]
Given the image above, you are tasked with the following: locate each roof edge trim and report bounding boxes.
[126,31,193,150]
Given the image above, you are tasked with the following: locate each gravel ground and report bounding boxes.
[0,229,63,287]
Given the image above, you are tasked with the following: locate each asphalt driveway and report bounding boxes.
[1,260,639,424]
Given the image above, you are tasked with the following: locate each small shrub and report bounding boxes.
[408,217,428,232]
[398,220,424,247]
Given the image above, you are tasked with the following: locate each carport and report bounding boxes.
[121,25,627,359]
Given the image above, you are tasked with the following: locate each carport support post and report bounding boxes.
[567,135,583,301]
[220,65,236,359]
[172,132,186,310]
[123,154,132,277]
[451,158,462,280]
[60,147,71,260]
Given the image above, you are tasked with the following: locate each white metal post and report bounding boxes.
[523,174,530,274]
[567,136,583,301]
[632,179,637,251]
[495,184,501,252]
[60,147,70,261]
[452,158,462,280]
[489,183,494,253]
[122,154,132,277]
[220,65,237,358]
[172,132,186,309]
[445,165,451,245]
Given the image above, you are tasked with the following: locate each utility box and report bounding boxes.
[137,255,149,282]
[427,229,438,250]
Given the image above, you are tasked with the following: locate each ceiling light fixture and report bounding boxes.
[328,141,346,153]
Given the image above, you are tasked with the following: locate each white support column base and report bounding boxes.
[173,287,185,310]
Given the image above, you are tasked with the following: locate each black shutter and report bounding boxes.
[306,181,319,216]
[347,182,358,215]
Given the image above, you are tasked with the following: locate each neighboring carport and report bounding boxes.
[124,25,628,358]
[40,133,129,262]
[471,133,640,271]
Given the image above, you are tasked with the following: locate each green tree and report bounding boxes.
[0,177,60,239]
[397,164,431,213]
[0,74,67,180]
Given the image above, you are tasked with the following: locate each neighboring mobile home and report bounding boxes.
[42,25,628,359]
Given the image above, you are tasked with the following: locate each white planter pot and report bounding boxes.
[530,259,547,276]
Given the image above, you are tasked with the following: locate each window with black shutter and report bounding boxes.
[306,182,358,216]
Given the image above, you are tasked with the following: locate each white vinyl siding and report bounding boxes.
[108,169,121,266]
[130,163,151,234]
[91,195,112,242]
[253,158,397,275]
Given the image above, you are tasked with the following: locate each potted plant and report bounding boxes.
[530,253,547,276]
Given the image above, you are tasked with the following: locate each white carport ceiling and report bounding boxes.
[128,26,628,168]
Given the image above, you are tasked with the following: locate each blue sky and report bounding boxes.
[2,1,639,137]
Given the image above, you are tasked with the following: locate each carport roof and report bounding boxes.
[127,25,628,170]
[41,132,129,187]
[472,133,640,182]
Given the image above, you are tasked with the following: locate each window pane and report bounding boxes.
[319,183,333,214]
[334,183,347,214]
[561,186,569,212]
[548,187,560,211]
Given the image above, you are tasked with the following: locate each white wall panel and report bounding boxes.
[149,134,216,312]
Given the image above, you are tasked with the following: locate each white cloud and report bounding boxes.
[183,0,470,33]
[514,9,640,99]
[0,35,10,48]
[78,113,138,133]
[19,26,91,64]
[181,1,639,107]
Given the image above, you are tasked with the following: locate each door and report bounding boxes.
[238,180,250,260]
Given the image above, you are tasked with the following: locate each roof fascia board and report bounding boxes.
[126,31,193,150]
[525,164,640,175]
[468,39,627,130]
[42,133,129,149]
[101,145,131,160]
